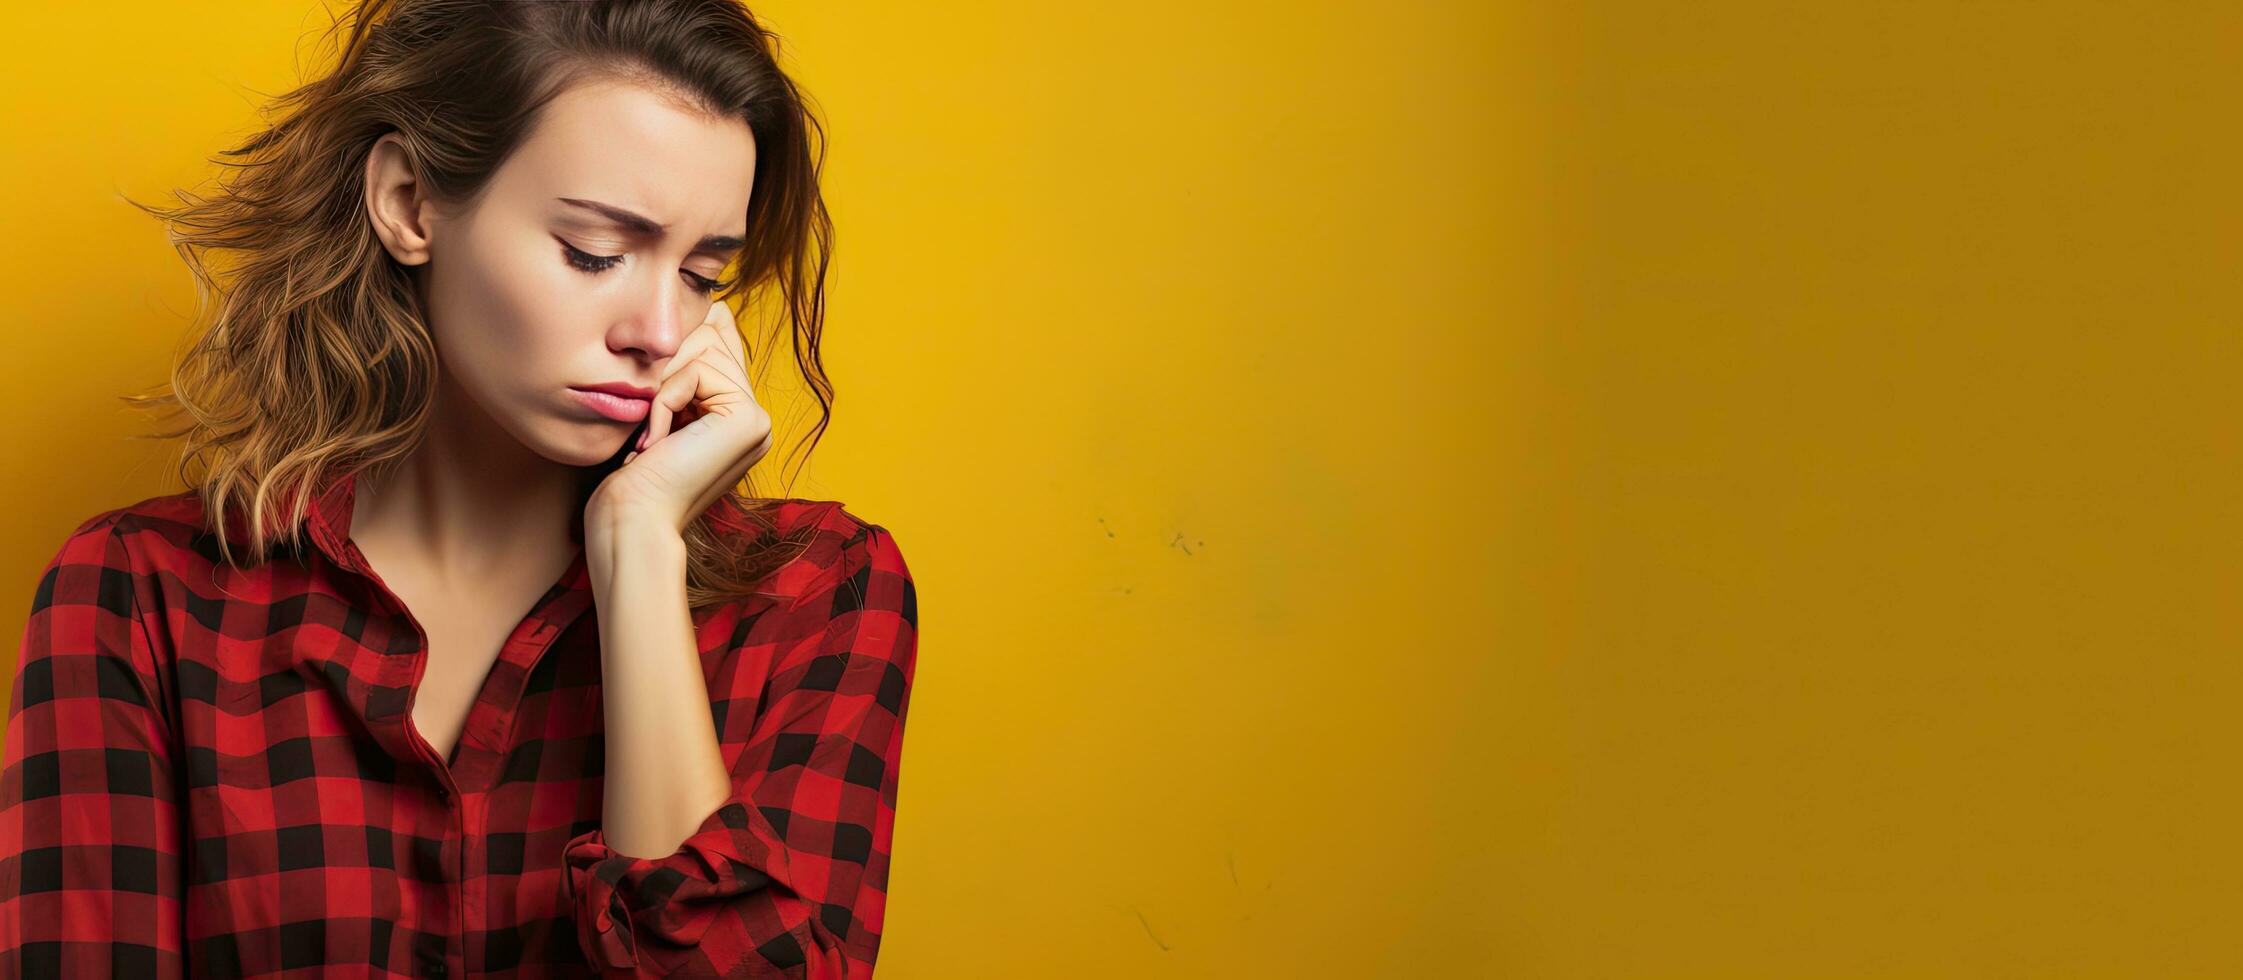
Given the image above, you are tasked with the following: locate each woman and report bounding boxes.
[0,1,917,977]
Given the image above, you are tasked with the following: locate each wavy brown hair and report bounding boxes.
[118,0,838,611]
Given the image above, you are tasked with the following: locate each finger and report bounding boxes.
[657,303,727,386]
[645,371,681,448]
[679,302,746,388]
[685,307,756,407]
[690,343,753,405]
[644,356,717,448]
[658,343,754,427]
[688,350,756,419]
[705,299,748,372]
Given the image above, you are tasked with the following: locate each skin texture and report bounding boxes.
[362,75,777,858]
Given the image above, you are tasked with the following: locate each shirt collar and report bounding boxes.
[300,467,592,593]
[296,467,854,609]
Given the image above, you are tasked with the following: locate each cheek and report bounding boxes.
[434,237,576,365]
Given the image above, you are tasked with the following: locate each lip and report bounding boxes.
[575,380,658,399]
[568,387,652,423]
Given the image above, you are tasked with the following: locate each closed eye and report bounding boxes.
[557,237,733,296]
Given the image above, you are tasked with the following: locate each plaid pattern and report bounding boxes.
[0,470,918,978]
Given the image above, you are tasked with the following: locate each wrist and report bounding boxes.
[585,491,678,540]
[585,510,686,585]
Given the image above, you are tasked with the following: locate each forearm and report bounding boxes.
[585,512,734,860]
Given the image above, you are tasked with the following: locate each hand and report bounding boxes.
[586,299,774,536]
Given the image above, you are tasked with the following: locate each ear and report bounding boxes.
[365,132,435,266]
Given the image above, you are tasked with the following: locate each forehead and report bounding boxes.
[500,76,757,229]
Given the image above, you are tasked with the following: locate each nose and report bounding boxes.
[607,276,689,365]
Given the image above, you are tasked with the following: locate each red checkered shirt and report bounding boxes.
[0,470,918,977]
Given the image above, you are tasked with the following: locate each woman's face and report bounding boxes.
[370,77,757,467]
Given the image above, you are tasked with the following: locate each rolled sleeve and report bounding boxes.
[562,521,918,978]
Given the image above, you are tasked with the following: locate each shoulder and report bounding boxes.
[713,495,909,575]
[28,492,249,644]
[32,510,136,608]
[42,490,192,563]
[22,497,194,724]
[711,496,913,615]
[45,490,216,578]
[25,495,200,662]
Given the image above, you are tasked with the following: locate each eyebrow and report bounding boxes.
[556,197,748,255]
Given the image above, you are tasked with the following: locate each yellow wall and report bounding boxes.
[0,1,2010,977]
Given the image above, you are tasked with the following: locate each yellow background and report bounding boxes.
[27,1,2236,977]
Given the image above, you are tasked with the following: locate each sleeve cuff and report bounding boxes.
[560,797,791,973]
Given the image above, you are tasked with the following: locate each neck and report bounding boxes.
[352,380,589,582]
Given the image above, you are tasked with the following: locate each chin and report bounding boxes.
[526,414,634,468]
